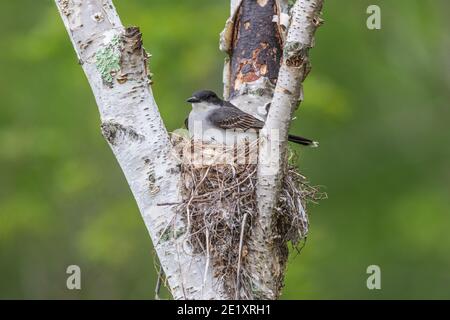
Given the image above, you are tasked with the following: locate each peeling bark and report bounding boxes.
[229,0,282,98]
[54,0,226,300]
[221,0,291,120]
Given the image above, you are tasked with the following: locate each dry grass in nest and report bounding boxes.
[171,134,325,299]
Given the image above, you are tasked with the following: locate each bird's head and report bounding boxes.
[186,90,223,107]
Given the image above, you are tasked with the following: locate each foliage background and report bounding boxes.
[1,0,449,299]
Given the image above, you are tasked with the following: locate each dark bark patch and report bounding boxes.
[124,26,143,53]
[229,0,282,97]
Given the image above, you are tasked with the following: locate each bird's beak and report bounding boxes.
[186,97,200,103]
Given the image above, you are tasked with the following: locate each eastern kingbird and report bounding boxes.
[185,90,318,147]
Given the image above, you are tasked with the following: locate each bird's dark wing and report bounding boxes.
[208,105,265,131]
[184,117,189,129]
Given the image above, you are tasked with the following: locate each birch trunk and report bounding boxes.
[54,0,226,300]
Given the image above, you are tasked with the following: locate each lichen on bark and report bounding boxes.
[95,34,122,85]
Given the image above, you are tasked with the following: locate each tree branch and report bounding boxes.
[54,0,226,300]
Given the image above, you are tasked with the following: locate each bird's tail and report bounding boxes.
[288,134,319,147]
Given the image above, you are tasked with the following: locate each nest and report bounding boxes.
[171,134,324,299]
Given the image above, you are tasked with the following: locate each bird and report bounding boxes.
[185,90,319,147]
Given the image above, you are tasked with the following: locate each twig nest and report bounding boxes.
[170,134,325,299]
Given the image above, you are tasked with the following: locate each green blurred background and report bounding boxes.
[1,0,449,299]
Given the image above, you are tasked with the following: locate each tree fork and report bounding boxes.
[55,0,324,300]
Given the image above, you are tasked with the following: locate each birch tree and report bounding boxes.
[54,0,324,300]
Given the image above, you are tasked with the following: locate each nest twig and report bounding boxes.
[171,134,325,299]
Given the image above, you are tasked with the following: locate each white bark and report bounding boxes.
[54,0,226,300]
